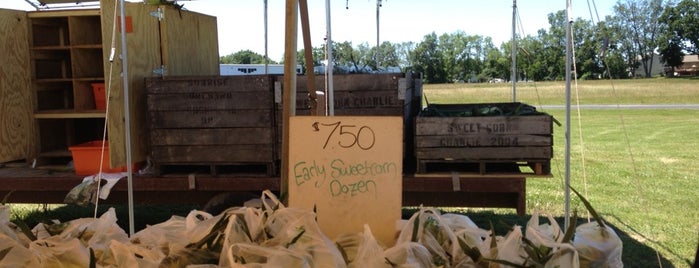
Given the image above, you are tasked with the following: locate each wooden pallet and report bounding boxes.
[152,162,276,177]
[406,175,527,216]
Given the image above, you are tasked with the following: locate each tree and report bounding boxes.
[295,46,324,73]
[395,41,416,72]
[373,41,400,71]
[661,0,699,54]
[610,0,668,78]
[220,50,276,64]
[658,0,699,74]
[333,41,374,73]
[410,32,448,83]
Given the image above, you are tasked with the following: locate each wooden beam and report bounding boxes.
[281,0,298,204]
[298,0,319,115]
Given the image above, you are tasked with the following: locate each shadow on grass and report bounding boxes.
[14,203,201,234]
[14,205,688,267]
[402,208,681,267]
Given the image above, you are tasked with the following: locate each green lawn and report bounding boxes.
[426,78,699,267]
[423,77,699,105]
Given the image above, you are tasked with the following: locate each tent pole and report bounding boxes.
[325,0,334,115]
[564,0,573,230]
[264,0,268,74]
[118,0,135,236]
[511,0,517,101]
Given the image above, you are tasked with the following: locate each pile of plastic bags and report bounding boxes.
[0,190,622,267]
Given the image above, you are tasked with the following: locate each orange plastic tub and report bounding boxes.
[69,140,132,175]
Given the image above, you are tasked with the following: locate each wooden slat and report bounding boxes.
[415,146,553,160]
[151,145,274,163]
[150,128,273,146]
[415,115,553,135]
[147,91,273,110]
[148,109,273,128]
[294,73,402,92]
[415,134,552,147]
[145,75,271,94]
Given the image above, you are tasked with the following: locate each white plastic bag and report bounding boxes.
[346,225,389,268]
[227,243,311,268]
[108,239,163,268]
[574,221,623,268]
[525,211,579,268]
[130,215,189,256]
[0,205,32,247]
[0,233,41,267]
[383,241,433,268]
[263,207,346,268]
[395,207,461,267]
[29,237,90,267]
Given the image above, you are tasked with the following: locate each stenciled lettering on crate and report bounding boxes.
[414,103,554,175]
[145,75,276,176]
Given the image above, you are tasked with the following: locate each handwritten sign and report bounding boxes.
[288,116,402,246]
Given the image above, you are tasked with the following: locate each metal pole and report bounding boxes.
[118,0,135,236]
[325,0,334,115]
[264,0,268,74]
[375,0,381,70]
[564,0,573,230]
[511,0,517,102]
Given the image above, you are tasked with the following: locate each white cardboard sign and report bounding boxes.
[288,116,403,246]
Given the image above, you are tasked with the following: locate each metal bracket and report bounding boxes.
[149,7,164,21]
[152,65,167,77]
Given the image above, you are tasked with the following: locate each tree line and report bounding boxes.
[220,0,698,83]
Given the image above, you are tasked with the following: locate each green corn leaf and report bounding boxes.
[570,186,608,237]
[12,218,37,241]
[2,190,14,205]
[89,247,96,268]
[0,247,12,261]
[336,242,350,265]
[286,227,306,248]
[561,210,578,243]
[411,213,420,243]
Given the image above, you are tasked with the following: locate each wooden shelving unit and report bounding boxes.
[1,3,219,166]
[28,10,106,162]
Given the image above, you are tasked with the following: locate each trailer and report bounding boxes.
[220,64,303,76]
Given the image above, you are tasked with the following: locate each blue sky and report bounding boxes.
[2,0,616,61]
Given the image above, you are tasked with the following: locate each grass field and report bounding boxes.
[7,77,699,267]
[426,77,699,267]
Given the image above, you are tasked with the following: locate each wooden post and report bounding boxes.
[298,0,319,115]
[281,0,299,202]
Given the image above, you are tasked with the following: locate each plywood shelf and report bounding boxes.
[27,9,107,159]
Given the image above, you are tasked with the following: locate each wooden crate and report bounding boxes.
[415,102,553,175]
[145,75,276,176]
[274,73,423,170]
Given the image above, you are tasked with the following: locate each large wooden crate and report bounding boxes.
[274,73,423,171]
[145,75,276,176]
[415,102,553,175]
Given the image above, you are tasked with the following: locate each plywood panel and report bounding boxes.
[0,9,35,162]
[102,2,220,167]
[101,0,161,167]
[161,6,219,75]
